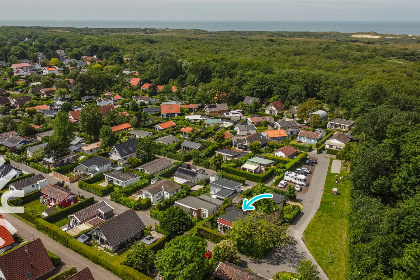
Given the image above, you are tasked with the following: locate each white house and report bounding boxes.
[9,174,49,195]
[74,157,111,176]
[104,170,141,187]
[274,146,298,158]
[141,179,181,204]
[109,139,137,162]
[325,133,351,150]
[42,66,59,75]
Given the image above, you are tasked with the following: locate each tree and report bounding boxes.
[80,103,102,141]
[131,110,150,129]
[297,98,322,120]
[45,111,75,161]
[214,131,225,147]
[136,137,155,162]
[309,114,321,127]
[50,58,60,66]
[55,88,67,99]
[159,206,193,236]
[209,153,224,170]
[17,122,36,136]
[60,102,72,112]
[297,260,320,280]
[124,242,155,273]
[211,240,240,266]
[100,125,117,148]
[249,141,261,154]
[33,113,46,126]
[156,234,208,280]
[286,184,297,200]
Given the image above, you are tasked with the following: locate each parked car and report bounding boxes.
[295,185,302,192]
[305,159,317,166]
[295,168,310,175]
[301,167,312,174]
[278,180,288,188]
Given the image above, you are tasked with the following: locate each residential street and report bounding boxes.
[3,213,121,280]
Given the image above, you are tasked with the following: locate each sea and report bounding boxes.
[0,20,419,36]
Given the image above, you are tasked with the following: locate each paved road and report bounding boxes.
[8,160,158,228]
[3,213,121,280]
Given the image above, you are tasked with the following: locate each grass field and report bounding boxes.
[304,158,350,280]
[24,200,48,218]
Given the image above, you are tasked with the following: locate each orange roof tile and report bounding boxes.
[111,123,132,132]
[274,145,297,157]
[171,86,178,92]
[81,141,101,151]
[224,131,233,139]
[99,104,115,115]
[264,130,287,138]
[27,104,50,111]
[161,104,181,114]
[114,94,122,100]
[69,110,82,120]
[180,104,199,109]
[157,85,164,91]
[32,125,41,129]
[141,83,151,89]
[130,78,141,86]
[181,127,194,133]
[119,111,130,117]
[157,121,176,130]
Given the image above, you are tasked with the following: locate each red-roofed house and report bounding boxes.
[69,110,82,121]
[130,78,142,86]
[155,121,176,131]
[274,146,298,158]
[42,66,59,75]
[181,104,200,112]
[262,129,288,141]
[224,131,233,139]
[157,85,164,91]
[180,127,199,138]
[114,94,122,101]
[111,123,132,133]
[247,116,274,126]
[214,261,266,280]
[27,104,50,111]
[41,184,78,209]
[161,104,181,118]
[32,125,41,130]
[0,216,15,253]
[99,104,115,116]
[265,100,284,116]
[141,83,151,90]
[171,86,178,92]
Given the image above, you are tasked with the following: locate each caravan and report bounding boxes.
[284,171,309,186]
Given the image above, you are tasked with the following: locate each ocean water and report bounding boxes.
[0,20,419,36]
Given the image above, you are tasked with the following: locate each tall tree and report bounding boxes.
[159,206,193,236]
[124,242,155,273]
[100,125,117,148]
[80,103,103,141]
[136,137,155,162]
[211,240,240,266]
[45,111,75,161]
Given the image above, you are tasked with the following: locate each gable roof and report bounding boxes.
[112,139,137,158]
[70,201,113,224]
[161,104,181,114]
[105,170,139,182]
[143,179,181,195]
[66,267,95,280]
[174,167,199,180]
[81,141,101,152]
[129,130,152,138]
[224,131,233,139]
[69,110,82,120]
[99,104,115,115]
[130,78,141,86]
[329,132,351,144]
[275,120,300,130]
[181,140,202,150]
[41,185,73,201]
[0,239,54,280]
[0,163,21,178]
[143,107,161,114]
[206,103,229,112]
[274,145,297,157]
[0,96,10,105]
[155,135,179,145]
[218,210,246,224]
[180,127,194,133]
[329,118,355,126]
[156,121,176,130]
[79,156,110,167]
[10,174,46,190]
[214,262,267,280]
[111,123,132,132]
[264,130,287,138]
[270,100,283,111]
[95,210,145,248]
[243,133,269,145]
[176,195,222,211]
[236,125,256,132]
[1,136,26,148]
[243,96,261,105]
[210,178,242,190]
[298,130,321,139]
[13,96,31,107]
[137,158,173,174]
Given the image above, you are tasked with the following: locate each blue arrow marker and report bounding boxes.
[242,193,274,211]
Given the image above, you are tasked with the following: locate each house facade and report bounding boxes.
[141,179,181,204]
[327,118,355,131]
[274,145,298,158]
[109,139,137,161]
[74,157,111,176]
[40,185,77,209]
[104,170,141,187]
[325,133,351,150]
[265,100,284,116]
[68,201,114,228]
[9,174,49,195]
[175,195,223,219]
[297,130,322,144]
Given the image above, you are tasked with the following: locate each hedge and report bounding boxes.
[78,173,114,196]
[44,197,95,223]
[34,218,73,247]
[282,204,301,224]
[84,172,105,184]
[166,151,192,162]
[316,131,334,148]
[284,152,307,171]
[46,249,62,266]
[9,190,42,206]
[113,179,149,197]
[223,166,274,183]
[110,192,151,210]
[154,162,182,178]
[47,267,77,280]
[326,148,339,155]
[196,226,227,243]
[30,162,50,173]
[261,154,292,165]
[290,143,312,152]
[221,172,246,184]
[316,143,325,154]
[145,235,170,252]
[67,239,153,280]
[54,162,79,175]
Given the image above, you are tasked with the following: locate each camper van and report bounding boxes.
[284,171,309,186]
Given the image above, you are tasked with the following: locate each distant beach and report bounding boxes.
[0,20,419,36]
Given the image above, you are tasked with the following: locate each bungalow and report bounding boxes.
[241,157,274,173]
[217,209,246,234]
[143,106,161,114]
[327,118,355,131]
[265,100,284,116]
[42,66,59,75]
[0,163,22,180]
[214,262,267,280]
[180,127,198,138]
[80,141,101,155]
[111,123,132,133]
[99,104,116,117]
[174,167,209,186]
[141,83,151,90]
[130,77,142,87]
[27,142,48,158]
[205,118,222,127]
[154,120,176,131]
[137,158,173,175]
[205,103,229,117]
[175,195,223,219]
[11,96,31,109]
[0,239,55,280]
[129,130,153,139]
[141,179,181,204]
[234,124,257,136]
[274,145,298,158]
[0,131,17,143]
[90,209,145,252]
[297,130,322,144]
[215,149,246,161]
[210,177,242,200]
[325,133,351,150]
[41,184,77,209]
[180,104,200,112]
[243,96,261,105]
[161,104,181,118]
[232,133,269,151]
[262,129,288,141]
[1,136,31,151]
[136,96,158,105]
[104,170,141,187]
[109,139,137,162]
[155,135,179,145]
[181,140,203,152]
[273,119,301,135]
[247,116,274,126]
[74,156,111,176]
[40,88,56,97]
[68,201,114,228]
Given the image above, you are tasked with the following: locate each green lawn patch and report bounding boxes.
[53,217,70,228]
[24,200,48,218]
[304,158,350,280]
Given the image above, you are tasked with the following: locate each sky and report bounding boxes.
[0,0,419,22]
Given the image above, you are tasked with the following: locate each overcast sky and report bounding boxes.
[1,0,419,21]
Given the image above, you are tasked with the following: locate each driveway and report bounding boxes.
[8,160,158,228]
[3,213,122,280]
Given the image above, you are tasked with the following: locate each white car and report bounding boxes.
[295,185,303,192]
[278,180,288,188]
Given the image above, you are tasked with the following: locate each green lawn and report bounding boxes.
[304,158,350,280]
[53,217,70,228]
[24,200,48,218]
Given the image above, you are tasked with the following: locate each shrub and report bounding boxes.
[84,172,105,184]
[9,190,42,206]
[47,267,77,280]
[223,166,274,183]
[221,172,246,184]
[34,218,72,247]
[44,197,95,223]
[315,131,334,148]
[282,204,301,224]
[54,162,79,175]
[78,174,114,196]
[316,144,325,154]
[326,148,339,155]
[196,226,227,243]
[47,250,62,266]
[146,235,170,252]
[284,152,307,170]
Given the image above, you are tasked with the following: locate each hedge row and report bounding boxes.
[53,162,79,175]
[110,193,152,210]
[316,143,325,154]
[114,179,149,197]
[261,154,292,165]
[47,267,77,280]
[196,226,227,243]
[290,143,312,152]
[326,148,339,155]
[223,166,274,183]
[315,131,334,148]
[46,249,62,266]
[34,218,73,246]
[221,172,246,184]
[154,162,182,178]
[145,235,170,252]
[84,172,105,184]
[9,190,42,206]
[284,152,307,170]
[78,180,114,196]
[166,151,192,162]
[30,162,50,173]
[44,197,95,223]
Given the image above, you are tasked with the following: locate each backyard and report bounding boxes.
[24,200,48,218]
[304,158,350,280]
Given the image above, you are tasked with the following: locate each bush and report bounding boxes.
[30,162,50,173]
[290,143,312,152]
[44,197,95,223]
[315,131,334,148]
[114,179,149,197]
[54,162,79,175]
[34,218,72,247]
[284,152,307,170]
[282,204,301,224]
[221,172,246,184]
[326,148,339,155]
[84,172,105,184]
[316,144,325,154]
[146,235,170,252]
[223,166,274,183]
[47,267,77,280]
[47,249,62,266]
[196,226,227,243]
[261,154,292,165]
[78,174,114,196]
[9,190,42,206]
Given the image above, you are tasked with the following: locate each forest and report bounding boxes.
[0,26,419,279]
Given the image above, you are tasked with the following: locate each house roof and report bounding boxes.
[243,133,269,145]
[141,83,151,89]
[214,188,235,199]
[105,170,139,182]
[36,130,53,139]
[210,178,242,190]
[70,201,113,224]
[0,96,10,105]
[111,123,132,132]
[95,210,145,248]
[270,100,283,111]
[0,131,17,140]
[137,158,173,174]
[143,179,181,195]
[143,107,160,114]
[216,149,242,158]
[206,103,229,112]
[1,136,28,148]
[161,104,181,114]
[180,104,199,109]
[112,139,137,158]
[329,133,351,144]
[176,195,222,211]
[264,130,287,138]
[298,130,321,139]
[218,210,246,224]
[214,262,267,280]
[156,121,176,130]
[181,140,202,150]
[41,185,74,201]
[0,239,54,280]
[272,193,286,204]
[236,125,256,132]
[99,104,115,115]
[10,174,46,190]
[329,118,355,126]
[224,131,233,139]
[13,96,31,107]
[311,110,328,120]
[81,141,101,151]
[0,163,21,178]
[0,217,14,249]
[285,106,298,114]
[129,130,152,137]
[243,96,260,105]
[65,267,95,280]
[79,156,110,168]
[174,167,199,180]
[249,116,271,123]
[130,78,141,86]
[180,127,194,133]
[274,146,297,157]
[155,135,179,145]
[275,120,300,130]
[69,110,82,120]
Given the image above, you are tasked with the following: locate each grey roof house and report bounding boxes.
[181,140,203,152]
[109,139,137,162]
[234,124,257,136]
[104,170,141,187]
[69,201,114,228]
[155,135,178,145]
[215,149,246,161]
[9,174,49,195]
[129,130,153,139]
[136,158,173,174]
[243,96,261,105]
[210,177,243,200]
[75,156,111,176]
[174,167,209,186]
[141,179,181,204]
[175,195,223,219]
[27,142,48,158]
[0,163,22,180]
